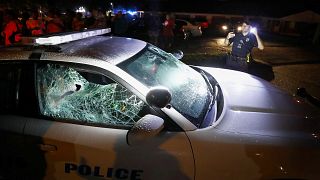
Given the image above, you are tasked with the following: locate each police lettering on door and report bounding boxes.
[65,163,143,180]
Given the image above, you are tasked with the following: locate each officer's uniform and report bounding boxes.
[227,33,258,72]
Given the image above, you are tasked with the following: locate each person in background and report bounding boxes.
[224,20,264,72]
[85,9,96,29]
[26,10,45,36]
[0,10,4,44]
[72,12,85,31]
[106,11,112,28]
[46,9,64,34]
[62,9,75,31]
[21,11,31,36]
[1,10,22,46]
[162,13,175,50]
[147,12,161,46]
[112,11,128,36]
[91,9,106,28]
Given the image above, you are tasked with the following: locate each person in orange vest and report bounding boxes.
[46,10,64,34]
[26,10,45,36]
[1,10,22,46]
[72,12,85,31]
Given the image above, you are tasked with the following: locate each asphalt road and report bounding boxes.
[172,35,320,99]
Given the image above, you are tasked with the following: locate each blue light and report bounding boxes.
[127,10,137,16]
[113,7,137,16]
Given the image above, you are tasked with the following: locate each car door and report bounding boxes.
[0,61,39,179]
[23,62,194,180]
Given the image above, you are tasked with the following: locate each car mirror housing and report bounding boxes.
[127,114,164,146]
[171,50,184,60]
[146,86,171,109]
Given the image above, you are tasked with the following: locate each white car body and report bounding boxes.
[0,33,319,180]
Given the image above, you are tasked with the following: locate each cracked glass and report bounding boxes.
[37,64,145,127]
[119,45,210,127]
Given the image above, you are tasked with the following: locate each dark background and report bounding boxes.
[2,0,320,16]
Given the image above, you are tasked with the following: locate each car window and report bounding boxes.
[0,62,37,115]
[0,64,20,114]
[119,45,210,127]
[36,63,146,128]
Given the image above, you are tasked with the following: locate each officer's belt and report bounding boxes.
[230,54,247,61]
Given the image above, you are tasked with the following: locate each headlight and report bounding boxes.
[222,25,228,30]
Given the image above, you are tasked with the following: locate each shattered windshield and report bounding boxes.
[119,45,210,126]
[37,64,145,127]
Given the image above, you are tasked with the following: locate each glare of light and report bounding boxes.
[237,26,242,31]
[34,28,111,45]
[250,27,257,33]
[76,6,86,13]
[312,133,318,139]
[216,38,225,46]
[167,72,187,86]
[127,10,137,16]
[280,166,283,171]
[222,25,228,30]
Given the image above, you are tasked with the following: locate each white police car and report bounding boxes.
[0,29,319,180]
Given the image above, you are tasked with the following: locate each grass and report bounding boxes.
[180,51,227,68]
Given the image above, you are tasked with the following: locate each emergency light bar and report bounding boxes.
[21,28,111,45]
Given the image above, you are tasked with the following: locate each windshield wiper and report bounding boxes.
[200,71,215,107]
[200,70,219,127]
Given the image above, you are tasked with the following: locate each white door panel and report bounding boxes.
[0,115,28,178]
[24,118,194,180]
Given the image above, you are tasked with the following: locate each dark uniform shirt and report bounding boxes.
[229,33,258,58]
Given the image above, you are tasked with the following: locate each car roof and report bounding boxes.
[0,36,147,65]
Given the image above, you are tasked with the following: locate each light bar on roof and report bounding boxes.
[21,28,111,46]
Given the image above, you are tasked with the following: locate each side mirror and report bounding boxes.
[127,115,164,146]
[171,50,184,60]
[146,86,171,109]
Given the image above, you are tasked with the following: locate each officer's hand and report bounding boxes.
[227,32,235,39]
[250,27,258,36]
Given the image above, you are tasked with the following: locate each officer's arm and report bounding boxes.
[224,32,235,46]
[224,38,230,46]
[253,32,264,50]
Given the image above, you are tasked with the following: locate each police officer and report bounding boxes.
[224,21,264,72]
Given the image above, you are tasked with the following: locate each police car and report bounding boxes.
[0,29,319,180]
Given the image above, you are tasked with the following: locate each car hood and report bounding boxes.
[199,67,320,139]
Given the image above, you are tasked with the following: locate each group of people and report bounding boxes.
[0,7,179,51]
[1,7,264,73]
[132,13,176,50]
[0,8,110,46]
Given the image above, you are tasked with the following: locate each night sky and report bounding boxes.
[138,0,320,17]
[1,0,320,17]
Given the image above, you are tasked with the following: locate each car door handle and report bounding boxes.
[38,144,57,152]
